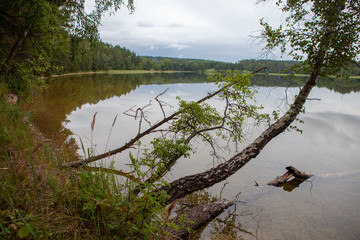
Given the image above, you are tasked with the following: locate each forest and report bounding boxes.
[47,39,360,75]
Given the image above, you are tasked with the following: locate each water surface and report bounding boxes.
[31,73,360,239]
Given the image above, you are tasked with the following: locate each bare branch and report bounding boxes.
[155,88,173,118]
[62,67,267,168]
[160,26,333,202]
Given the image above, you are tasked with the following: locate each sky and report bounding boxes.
[86,0,285,63]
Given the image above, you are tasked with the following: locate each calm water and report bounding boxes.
[32,73,360,239]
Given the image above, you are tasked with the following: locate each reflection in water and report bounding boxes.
[198,201,271,240]
[280,178,307,192]
[175,190,271,240]
[30,73,360,240]
[30,73,208,159]
[253,74,360,94]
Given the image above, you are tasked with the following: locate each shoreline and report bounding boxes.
[45,70,192,78]
[43,70,360,79]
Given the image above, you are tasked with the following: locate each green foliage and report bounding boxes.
[211,71,268,141]
[0,97,30,150]
[63,167,168,239]
[0,0,135,97]
[0,96,170,239]
[259,0,360,77]
[0,0,65,96]
[171,100,222,136]
[127,137,193,187]
[142,138,192,181]
[0,207,38,239]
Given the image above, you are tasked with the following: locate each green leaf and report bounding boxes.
[18,225,31,238]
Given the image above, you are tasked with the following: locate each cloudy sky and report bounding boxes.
[87,0,285,62]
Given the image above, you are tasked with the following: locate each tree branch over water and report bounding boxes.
[159,0,360,202]
[62,67,267,168]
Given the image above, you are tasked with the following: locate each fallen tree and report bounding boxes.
[59,1,359,236]
[160,0,359,203]
[161,62,322,202]
[64,1,359,205]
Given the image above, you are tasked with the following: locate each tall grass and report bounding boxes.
[0,88,169,239]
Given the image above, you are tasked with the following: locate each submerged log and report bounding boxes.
[164,199,234,240]
[267,166,313,186]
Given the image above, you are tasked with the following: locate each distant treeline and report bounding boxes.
[53,39,360,76]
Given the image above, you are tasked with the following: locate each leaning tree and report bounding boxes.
[160,0,360,202]
[64,0,360,204]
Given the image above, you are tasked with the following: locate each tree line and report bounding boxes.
[47,37,360,76]
[45,37,304,74]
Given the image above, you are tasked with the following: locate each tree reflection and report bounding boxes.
[204,204,271,240]
[173,189,271,240]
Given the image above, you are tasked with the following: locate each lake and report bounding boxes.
[31,73,360,239]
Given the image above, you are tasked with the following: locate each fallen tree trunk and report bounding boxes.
[161,53,325,203]
[163,199,234,240]
[160,14,338,201]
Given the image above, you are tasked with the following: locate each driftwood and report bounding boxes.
[164,199,234,240]
[267,166,313,186]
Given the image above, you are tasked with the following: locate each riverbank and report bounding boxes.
[0,85,168,239]
[46,70,192,78]
[46,69,360,79]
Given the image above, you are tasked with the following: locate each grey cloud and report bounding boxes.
[136,21,155,28]
[166,43,189,51]
[168,23,184,28]
[123,41,265,62]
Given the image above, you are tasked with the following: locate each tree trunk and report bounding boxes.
[161,0,346,204]
[161,58,324,203]
[0,25,30,78]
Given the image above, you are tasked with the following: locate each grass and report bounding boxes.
[0,85,169,239]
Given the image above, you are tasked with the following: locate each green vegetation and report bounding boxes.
[1,1,173,238]
[0,86,172,239]
[0,0,135,97]
[0,70,265,239]
[1,0,360,239]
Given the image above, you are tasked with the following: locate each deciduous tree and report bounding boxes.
[64,0,360,205]
[0,0,134,95]
[161,0,360,202]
